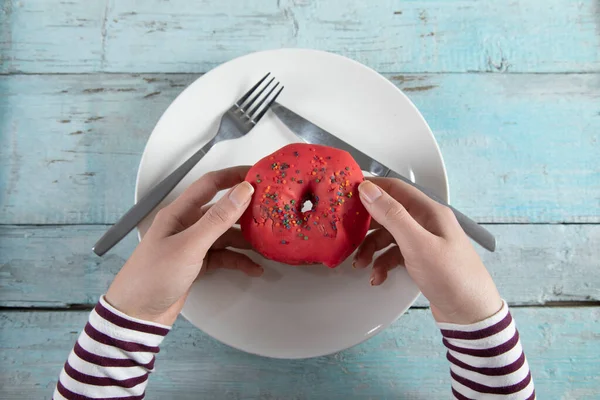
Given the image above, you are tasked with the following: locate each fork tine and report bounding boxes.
[241,77,275,113]
[252,85,284,124]
[235,72,270,108]
[247,81,279,117]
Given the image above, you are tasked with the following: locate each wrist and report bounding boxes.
[99,296,173,331]
[104,290,181,326]
[431,291,503,325]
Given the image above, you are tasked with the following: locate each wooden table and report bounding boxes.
[1,1,599,398]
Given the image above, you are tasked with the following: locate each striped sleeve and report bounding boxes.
[437,300,535,399]
[53,296,171,400]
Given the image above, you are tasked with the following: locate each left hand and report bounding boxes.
[105,166,263,326]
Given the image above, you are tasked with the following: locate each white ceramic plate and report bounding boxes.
[136,49,448,359]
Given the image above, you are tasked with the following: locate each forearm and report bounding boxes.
[438,301,535,399]
[54,296,170,399]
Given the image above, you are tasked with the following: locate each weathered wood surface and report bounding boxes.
[2,0,599,398]
[1,308,599,399]
[1,224,599,308]
[1,73,599,225]
[1,0,599,74]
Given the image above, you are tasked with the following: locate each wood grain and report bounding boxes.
[2,1,598,398]
[1,73,598,225]
[1,224,599,308]
[1,307,598,399]
[1,0,599,74]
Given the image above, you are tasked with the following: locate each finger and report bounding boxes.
[202,249,264,277]
[367,176,441,215]
[358,181,430,251]
[367,177,455,236]
[183,181,255,254]
[200,203,243,225]
[155,166,251,236]
[353,228,395,269]
[211,227,252,250]
[371,246,404,286]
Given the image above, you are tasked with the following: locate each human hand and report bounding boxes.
[105,166,263,326]
[354,179,502,325]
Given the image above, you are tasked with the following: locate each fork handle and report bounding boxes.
[384,170,496,252]
[93,141,214,256]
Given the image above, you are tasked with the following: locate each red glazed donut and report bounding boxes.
[240,143,371,268]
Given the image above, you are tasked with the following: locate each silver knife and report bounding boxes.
[271,102,496,252]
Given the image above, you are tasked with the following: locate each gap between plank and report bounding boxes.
[2,301,599,312]
[1,71,599,77]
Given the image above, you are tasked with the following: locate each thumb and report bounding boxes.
[358,181,427,248]
[186,181,254,253]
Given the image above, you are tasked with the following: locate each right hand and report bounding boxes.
[106,167,262,326]
[354,178,502,325]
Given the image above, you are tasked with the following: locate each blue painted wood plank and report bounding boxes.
[1,307,598,399]
[0,0,106,73]
[2,0,599,73]
[1,73,598,224]
[1,224,599,308]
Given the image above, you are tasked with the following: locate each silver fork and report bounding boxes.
[93,73,283,256]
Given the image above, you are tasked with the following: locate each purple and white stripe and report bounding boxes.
[54,296,534,399]
[53,297,170,400]
[438,301,535,399]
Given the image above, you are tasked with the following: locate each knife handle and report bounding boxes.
[383,170,496,252]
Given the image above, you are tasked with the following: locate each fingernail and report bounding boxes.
[370,277,375,286]
[229,181,254,207]
[352,261,357,269]
[359,181,382,203]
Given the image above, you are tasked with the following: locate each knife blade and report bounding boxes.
[271,102,496,252]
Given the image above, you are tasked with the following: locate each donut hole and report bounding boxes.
[299,189,317,215]
[301,199,314,213]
